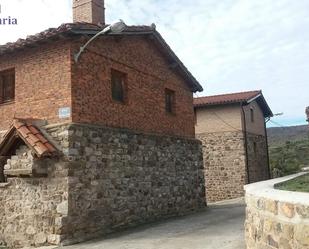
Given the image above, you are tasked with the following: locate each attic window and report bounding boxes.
[111,69,126,103]
[165,89,175,114]
[0,69,15,104]
[250,108,254,123]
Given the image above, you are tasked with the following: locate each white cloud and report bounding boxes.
[0,0,308,126]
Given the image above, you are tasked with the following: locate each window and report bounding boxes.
[165,89,175,114]
[111,69,126,103]
[253,142,257,156]
[250,108,254,122]
[0,69,15,104]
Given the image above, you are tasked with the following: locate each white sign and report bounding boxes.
[59,107,71,119]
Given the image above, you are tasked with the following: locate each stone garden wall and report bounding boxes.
[245,173,309,249]
[197,131,247,202]
[46,123,206,245]
[0,131,70,248]
[0,122,206,248]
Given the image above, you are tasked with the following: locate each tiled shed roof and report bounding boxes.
[194,90,273,118]
[0,22,203,92]
[0,119,57,158]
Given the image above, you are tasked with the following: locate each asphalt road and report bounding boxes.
[56,202,245,249]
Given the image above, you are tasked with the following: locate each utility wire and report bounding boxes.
[268,119,286,128]
[211,111,243,132]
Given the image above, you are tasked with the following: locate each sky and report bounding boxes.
[0,0,308,127]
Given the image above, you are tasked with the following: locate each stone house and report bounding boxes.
[194,90,273,202]
[0,0,206,247]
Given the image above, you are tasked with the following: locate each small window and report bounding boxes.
[0,69,15,104]
[165,89,175,114]
[111,69,126,103]
[253,142,257,156]
[250,108,254,122]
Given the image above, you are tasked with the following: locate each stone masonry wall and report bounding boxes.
[45,123,206,244]
[0,122,205,247]
[247,133,270,183]
[245,174,309,249]
[197,131,247,202]
[0,131,70,248]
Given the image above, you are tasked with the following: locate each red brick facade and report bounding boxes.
[0,35,196,138]
[0,41,72,130]
[71,36,195,137]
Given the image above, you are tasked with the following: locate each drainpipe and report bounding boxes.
[241,103,250,184]
[264,117,272,179]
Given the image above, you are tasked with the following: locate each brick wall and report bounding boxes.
[0,41,72,131]
[0,35,196,138]
[71,36,196,138]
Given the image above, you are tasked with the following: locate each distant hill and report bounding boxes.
[267,125,309,147]
[267,124,309,177]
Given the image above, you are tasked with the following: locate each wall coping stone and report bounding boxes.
[244,172,309,205]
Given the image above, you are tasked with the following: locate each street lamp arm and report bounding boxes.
[74,20,126,63]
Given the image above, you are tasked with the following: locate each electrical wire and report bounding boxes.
[211,111,243,132]
[268,119,286,128]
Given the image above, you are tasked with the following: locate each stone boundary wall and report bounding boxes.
[0,122,206,247]
[46,123,207,245]
[0,131,70,248]
[197,131,247,202]
[245,173,309,249]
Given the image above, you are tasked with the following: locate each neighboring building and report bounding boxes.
[194,90,273,202]
[0,0,206,247]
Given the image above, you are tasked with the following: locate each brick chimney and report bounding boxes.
[73,0,105,25]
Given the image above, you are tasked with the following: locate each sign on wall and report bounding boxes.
[59,107,71,119]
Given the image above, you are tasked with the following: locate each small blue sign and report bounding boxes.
[59,107,71,119]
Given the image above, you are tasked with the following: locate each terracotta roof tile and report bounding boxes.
[0,119,57,158]
[0,22,154,56]
[194,90,273,118]
[0,22,203,93]
[194,90,261,107]
[27,125,40,135]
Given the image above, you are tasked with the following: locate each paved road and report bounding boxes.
[56,202,245,249]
